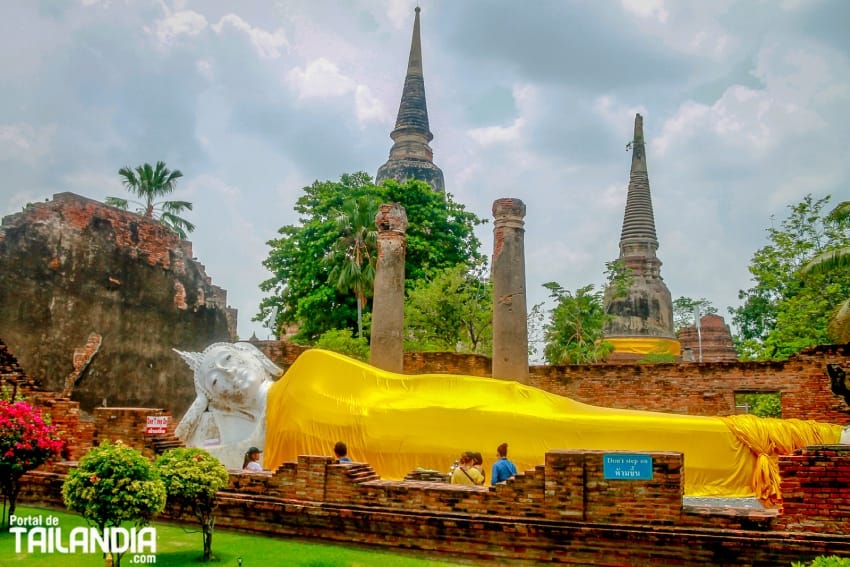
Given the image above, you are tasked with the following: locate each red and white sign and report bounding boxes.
[145,415,169,435]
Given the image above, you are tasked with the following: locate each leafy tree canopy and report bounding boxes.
[730,194,850,360]
[404,264,492,355]
[106,161,195,239]
[155,448,229,562]
[257,172,485,343]
[541,282,614,365]
[62,441,166,566]
[313,329,370,361]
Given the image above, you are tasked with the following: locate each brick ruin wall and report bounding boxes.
[386,344,850,423]
[9,337,850,565]
[0,192,235,417]
[16,406,850,566]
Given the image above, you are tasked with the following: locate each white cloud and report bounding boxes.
[184,174,242,201]
[196,58,214,81]
[285,58,387,125]
[621,0,669,23]
[212,14,288,59]
[61,170,117,197]
[286,57,355,99]
[753,42,850,106]
[150,9,208,46]
[467,118,526,146]
[0,124,55,165]
[354,85,388,125]
[593,95,648,140]
[655,42,840,160]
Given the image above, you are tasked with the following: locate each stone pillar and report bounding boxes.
[491,198,529,383]
[370,203,408,372]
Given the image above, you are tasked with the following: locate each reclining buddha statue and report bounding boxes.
[176,343,845,503]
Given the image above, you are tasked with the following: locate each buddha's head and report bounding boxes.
[177,342,282,414]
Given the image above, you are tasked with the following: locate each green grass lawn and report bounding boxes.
[0,506,466,567]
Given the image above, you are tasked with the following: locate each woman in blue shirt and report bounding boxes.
[491,442,517,485]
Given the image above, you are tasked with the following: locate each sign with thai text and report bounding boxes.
[145,415,169,435]
[603,453,653,480]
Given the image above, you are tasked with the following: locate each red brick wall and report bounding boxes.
[777,444,850,535]
[528,345,850,423]
[92,407,174,459]
[30,395,93,461]
[0,192,234,417]
[19,448,850,566]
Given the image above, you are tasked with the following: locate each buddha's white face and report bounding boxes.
[200,345,271,410]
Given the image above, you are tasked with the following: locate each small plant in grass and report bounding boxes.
[62,441,166,567]
[155,447,229,562]
[0,400,64,529]
[792,557,850,567]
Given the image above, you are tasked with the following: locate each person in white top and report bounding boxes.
[242,447,263,471]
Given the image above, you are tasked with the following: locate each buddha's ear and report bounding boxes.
[233,342,283,379]
[174,348,204,372]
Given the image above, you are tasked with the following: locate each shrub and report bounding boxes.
[155,448,229,562]
[0,400,64,527]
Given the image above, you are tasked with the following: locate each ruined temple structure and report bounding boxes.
[491,198,529,383]
[0,192,235,416]
[678,314,738,363]
[375,7,445,193]
[370,203,409,373]
[603,114,680,361]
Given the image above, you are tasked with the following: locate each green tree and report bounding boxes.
[154,448,229,562]
[673,297,718,333]
[62,441,166,567]
[313,329,370,361]
[257,173,485,343]
[730,194,850,360]
[404,265,492,354]
[106,161,195,239]
[802,200,850,342]
[542,282,614,365]
[324,196,379,338]
[0,401,64,528]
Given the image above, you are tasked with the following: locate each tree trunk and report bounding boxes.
[1,474,21,528]
[356,295,363,338]
[202,515,214,561]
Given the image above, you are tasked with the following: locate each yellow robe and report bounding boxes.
[265,349,841,501]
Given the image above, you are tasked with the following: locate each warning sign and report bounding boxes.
[145,415,169,435]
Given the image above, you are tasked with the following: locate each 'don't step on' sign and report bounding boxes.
[145,415,169,435]
[603,453,653,480]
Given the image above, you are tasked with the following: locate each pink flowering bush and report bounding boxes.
[0,400,64,528]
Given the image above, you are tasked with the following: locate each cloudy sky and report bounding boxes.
[2,0,849,342]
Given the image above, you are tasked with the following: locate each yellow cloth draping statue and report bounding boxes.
[175,344,842,503]
[265,350,841,503]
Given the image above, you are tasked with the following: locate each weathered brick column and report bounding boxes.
[370,203,408,372]
[491,198,529,383]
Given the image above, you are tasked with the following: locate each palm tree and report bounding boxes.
[323,197,379,338]
[106,161,195,239]
[802,200,850,342]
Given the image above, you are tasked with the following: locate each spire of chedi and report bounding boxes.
[603,113,680,361]
[375,7,445,193]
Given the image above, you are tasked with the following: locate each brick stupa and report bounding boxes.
[678,314,738,363]
[603,114,680,361]
[375,7,445,193]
